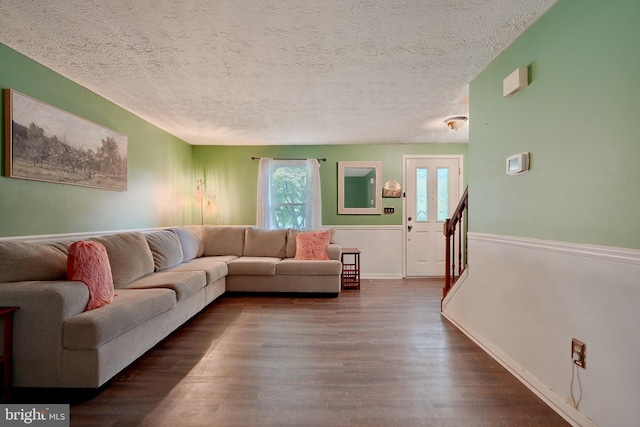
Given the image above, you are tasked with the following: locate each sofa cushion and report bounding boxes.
[227,257,280,275]
[293,230,331,260]
[171,226,204,261]
[169,258,229,284]
[67,240,115,311]
[119,270,206,301]
[203,226,246,257]
[285,228,336,258]
[276,259,343,275]
[243,227,287,258]
[192,255,237,263]
[92,232,155,287]
[63,288,176,350]
[145,230,184,271]
[0,241,68,282]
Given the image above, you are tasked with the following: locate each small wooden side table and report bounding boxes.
[0,307,19,401]
[341,248,361,290]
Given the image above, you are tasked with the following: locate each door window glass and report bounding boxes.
[416,168,428,221]
[437,167,449,222]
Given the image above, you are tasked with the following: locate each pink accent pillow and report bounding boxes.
[67,241,115,311]
[293,230,330,260]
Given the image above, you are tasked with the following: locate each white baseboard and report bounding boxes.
[360,274,404,280]
[441,311,597,427]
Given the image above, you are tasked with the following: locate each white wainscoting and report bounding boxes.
[331,225,404,279]
[442,233,640,427]
[2,225,407,279]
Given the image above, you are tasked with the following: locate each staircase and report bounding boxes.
[443,186,468,299]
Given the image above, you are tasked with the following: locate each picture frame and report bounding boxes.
[4,89,128,191]
[338,161,382,215]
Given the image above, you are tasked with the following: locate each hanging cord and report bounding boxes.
[570,352,583,409]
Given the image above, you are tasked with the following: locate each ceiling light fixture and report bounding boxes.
[444,116,468,131]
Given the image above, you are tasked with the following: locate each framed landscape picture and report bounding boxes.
[4,89,128,191]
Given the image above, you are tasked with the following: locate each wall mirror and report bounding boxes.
[338,161,382,215]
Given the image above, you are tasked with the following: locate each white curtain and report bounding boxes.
[256,158,274,229]
[256,158,322,230]
[304,158,322,230]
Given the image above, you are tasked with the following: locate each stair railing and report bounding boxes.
[443,186,468,298]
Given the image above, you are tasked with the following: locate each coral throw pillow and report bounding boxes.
[67,240,115,311]
[294,230,330,260]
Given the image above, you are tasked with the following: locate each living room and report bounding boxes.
[1,1,639,426]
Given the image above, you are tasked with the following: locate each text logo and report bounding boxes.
[1,405,69,427]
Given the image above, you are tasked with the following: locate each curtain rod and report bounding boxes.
[251,157,326,162]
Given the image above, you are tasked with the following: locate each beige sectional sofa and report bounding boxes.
[0,225,341,388]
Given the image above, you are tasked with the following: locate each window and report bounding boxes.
[414,166,451,223]
[271,164,307,229]
[257,158,322,230]
[437,167,449,222]
[416,167,428,222]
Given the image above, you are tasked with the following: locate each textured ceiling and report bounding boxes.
[0,0,556,145]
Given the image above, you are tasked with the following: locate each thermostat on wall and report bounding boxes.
[506,152,529,175]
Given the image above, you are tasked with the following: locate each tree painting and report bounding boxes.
[5,90,127,191]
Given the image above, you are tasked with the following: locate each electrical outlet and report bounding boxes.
[572,338,586,369]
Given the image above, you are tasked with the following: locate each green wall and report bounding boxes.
[192,144,467,226]
[0,43,194,237]
[469,0,640,249]
[0,41,468,237]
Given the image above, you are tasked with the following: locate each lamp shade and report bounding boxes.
[444,116,468,130]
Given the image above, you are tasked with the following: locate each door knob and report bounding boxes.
[408,225,413,232]
[408,217,412,221]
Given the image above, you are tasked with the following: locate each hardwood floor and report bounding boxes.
[14,279,569,426]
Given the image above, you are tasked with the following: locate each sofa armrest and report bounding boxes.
[327,244,342,261]
[0,280,89,387]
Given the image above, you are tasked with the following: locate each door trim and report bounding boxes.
[402,155,464,278]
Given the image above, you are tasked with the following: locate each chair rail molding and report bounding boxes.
[469,232,640,266]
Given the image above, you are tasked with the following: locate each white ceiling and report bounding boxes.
[0,0,556,146]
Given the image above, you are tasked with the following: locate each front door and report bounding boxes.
[404,156,461,277]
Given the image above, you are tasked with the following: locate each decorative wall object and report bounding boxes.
[382,180,402,198]
[4,89,128,191]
